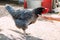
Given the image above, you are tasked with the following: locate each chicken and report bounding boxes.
[5,4,48,35]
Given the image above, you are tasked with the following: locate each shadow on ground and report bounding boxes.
[0,29,43,40]
[7,29,43,40]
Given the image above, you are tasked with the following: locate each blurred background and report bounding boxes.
[0,0,60,13]
[0,0,24,7]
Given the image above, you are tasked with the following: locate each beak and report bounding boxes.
[42,8,49,14]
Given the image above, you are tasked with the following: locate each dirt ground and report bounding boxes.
[0,4,60,40]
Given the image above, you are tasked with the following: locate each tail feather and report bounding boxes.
[5,4,16,16]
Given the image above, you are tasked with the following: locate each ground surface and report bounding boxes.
[0,5,60,40]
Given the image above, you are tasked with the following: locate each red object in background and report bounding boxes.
[42,8,49,14]
[41,0,52,12]
[24,0,49,14]
[24,0,27,9]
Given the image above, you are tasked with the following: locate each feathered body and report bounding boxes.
[5,5,45,33]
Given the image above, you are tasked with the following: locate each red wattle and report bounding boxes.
[42,8,49,14]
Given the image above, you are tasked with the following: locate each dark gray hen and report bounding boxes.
[5,4,45,35]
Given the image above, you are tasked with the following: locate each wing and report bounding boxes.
[16,10,33,20]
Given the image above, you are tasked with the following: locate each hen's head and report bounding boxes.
[33,7,49,16]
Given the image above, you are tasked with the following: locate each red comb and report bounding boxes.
[42,8,49,14]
